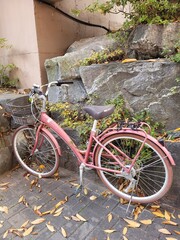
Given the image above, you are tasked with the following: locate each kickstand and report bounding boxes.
[125,183,136,218]
[73,163,85,196]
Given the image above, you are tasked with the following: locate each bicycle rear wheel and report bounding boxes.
[95,133,173,204]
[13,126,60,177]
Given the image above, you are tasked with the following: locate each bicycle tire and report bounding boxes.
[94,133,173,204]
[13,125,60,177]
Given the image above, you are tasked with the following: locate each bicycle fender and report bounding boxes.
[41,127,61,156]
[94,129,175,166]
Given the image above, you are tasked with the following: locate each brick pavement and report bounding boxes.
[0,166,180,240]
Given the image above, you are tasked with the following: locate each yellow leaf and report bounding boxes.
[107,213,113,223]
[123,218,141,228]
[46,223,55,232]
[0,206,8,214]
[165,210,171,221]
[151,205,160,209]
[84,188,88,195]
[39,164,45,169]
[64,216,71,221]
[162,220,178,226]
[18,196,25,203]
[174,230,180,234]
[53,211,62,217]
[152,211,164,218]
[31,218,45,225]
[140,219,152,225]
[76,213,87,222]
[123,227,128,235]
[76,193,81,198]
[122,58,137,63]
[61,227,67,238]
[3,230,8,239]
[123,236,129,240]
[0,182,9,187]
[21,220,29,228]
[23,226,34,237]
[71,215,81,222]
[90,195,97,201]
[165,238,177,240]
[104,229,116,234]
[158,228,171,235]
[41,210,51,216]
[178,214,180,219]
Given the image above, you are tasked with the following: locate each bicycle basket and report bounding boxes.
[6,95,39,125]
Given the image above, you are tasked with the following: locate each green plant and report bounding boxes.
[79,47,124,66]
[0,38,18,88]
[49,96,163,146]
[83,0,180,27]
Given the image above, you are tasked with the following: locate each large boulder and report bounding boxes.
[80,60,180,130]
[128,23,180,59]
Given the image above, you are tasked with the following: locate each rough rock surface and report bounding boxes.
[80,60,180,130]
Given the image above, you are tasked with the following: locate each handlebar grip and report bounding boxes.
[56,80,74,86]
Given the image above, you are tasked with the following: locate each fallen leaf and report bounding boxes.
[0,206,8,214]
[0,223,3,228]
[123,218,141,228]
[64,216,71,221]
[122,58,137,63]
[123,236,128,240]
[3,230,8,239]
[41,210,51,216]
[23,226,34,237]
[21,220,29,228]
[104,229,116,234]
[107,213,113,223]
[152,211,165,218]
[46,223,55,232]
[174,230,180,234]
[18,195,25,203]
[123,227,128,235]
[84,188,88,195]
[162,220,178,226]
[0,182,9,187]
[158,228,171,235]
[178,214,180,219]
[140,219,152,225]
[90,195,97,201]
[31,218,45,225]
[165,238,177,240]
[71,215,81,222]
[61,227,67,238]
[76,213,87,222]
[165,210,171,221]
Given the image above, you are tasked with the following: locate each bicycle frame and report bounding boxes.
[32,110,175,176]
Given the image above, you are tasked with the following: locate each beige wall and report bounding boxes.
[0,0,127,88]
[0,0,41,88]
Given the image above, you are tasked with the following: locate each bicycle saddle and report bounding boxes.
[83,105,115,120]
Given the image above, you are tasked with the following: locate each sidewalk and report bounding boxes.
[0,166,179,240]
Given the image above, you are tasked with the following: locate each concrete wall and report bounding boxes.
[0,0,41,88]
[0,0,127,88]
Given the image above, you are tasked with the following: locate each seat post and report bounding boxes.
[92,119,98,133]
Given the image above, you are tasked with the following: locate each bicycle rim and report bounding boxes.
[95,133,173,203]
[13,126,60,177]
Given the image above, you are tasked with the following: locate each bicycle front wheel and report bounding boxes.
[95,133,173,204]
[13,126,60,177]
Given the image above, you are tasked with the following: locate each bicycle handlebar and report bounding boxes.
[29,80,73,111]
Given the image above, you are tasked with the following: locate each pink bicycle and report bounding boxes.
[10,81,175,204]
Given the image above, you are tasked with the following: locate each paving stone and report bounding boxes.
[68,222,94,240]
[0,167,180,240]
[82,226,107,240]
